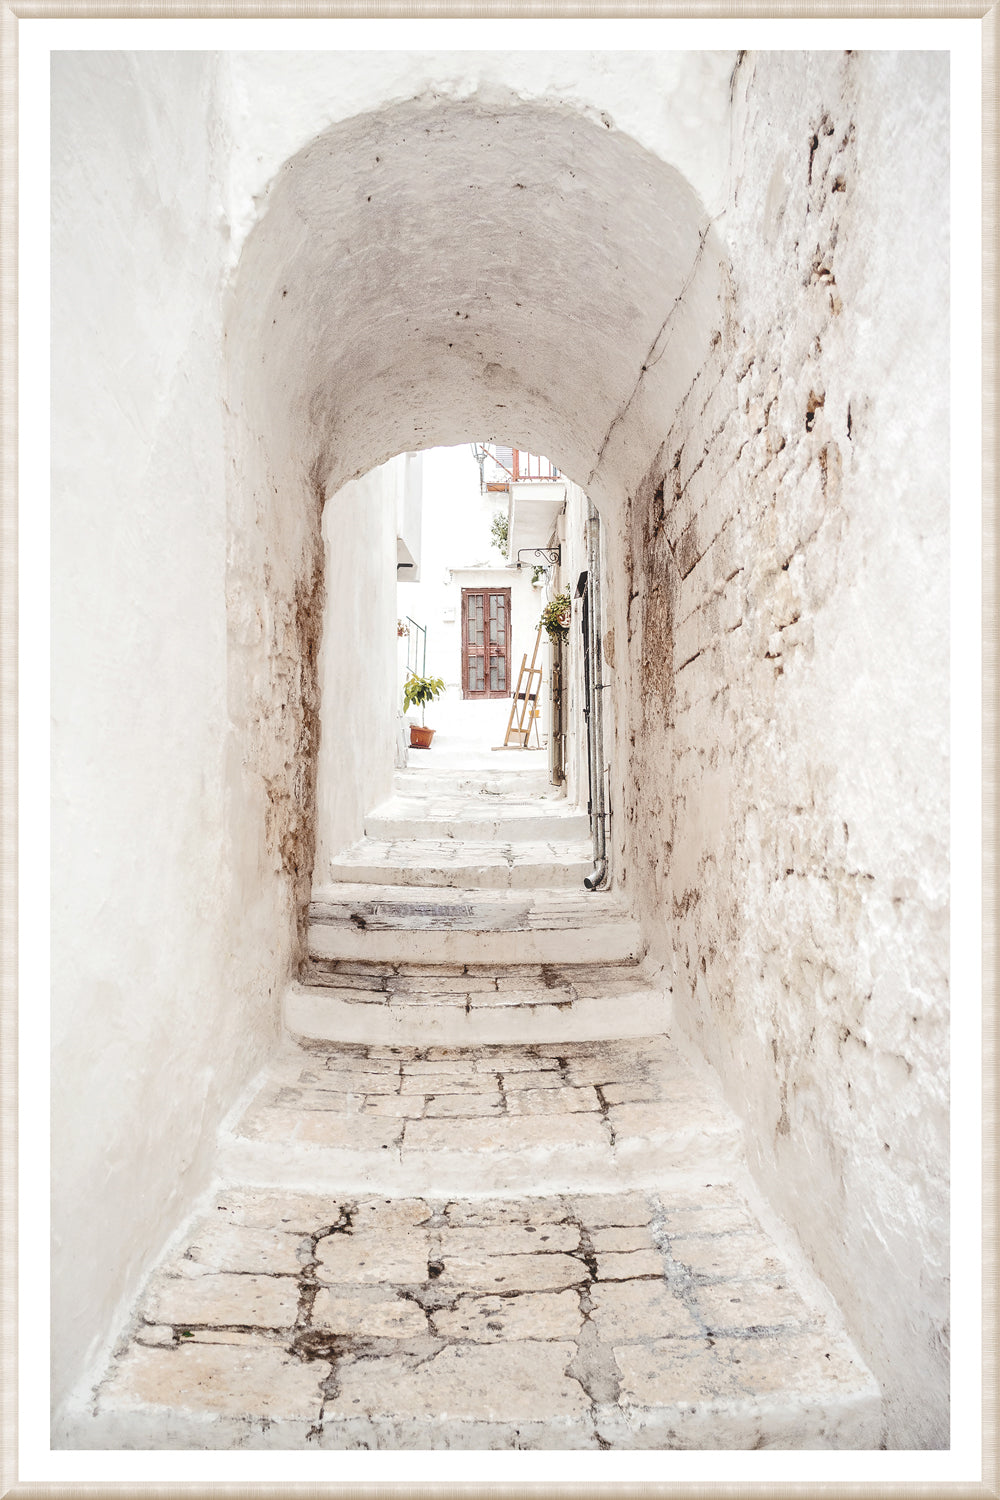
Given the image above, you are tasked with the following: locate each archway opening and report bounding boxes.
[223,89,724,948]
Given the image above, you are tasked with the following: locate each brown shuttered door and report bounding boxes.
[461,587,511,699]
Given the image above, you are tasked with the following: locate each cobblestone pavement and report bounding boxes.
[88,1181,878,1449]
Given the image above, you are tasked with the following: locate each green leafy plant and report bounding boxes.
[403,671,446,726]
[531,564,546,585]
[539,591,571,642]
[490,512,509,555]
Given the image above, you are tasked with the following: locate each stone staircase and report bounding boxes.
[60,766,881,1451]
[357,764,592,844]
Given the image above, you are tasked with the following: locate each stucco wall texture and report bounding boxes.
[50,49,949,1446]
[51,52,285,1412]
[314,460,399,877]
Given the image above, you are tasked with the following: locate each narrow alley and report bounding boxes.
[48,43,953,1464]
[65,740,879,1449]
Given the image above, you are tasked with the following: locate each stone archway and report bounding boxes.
[221,89,726,961]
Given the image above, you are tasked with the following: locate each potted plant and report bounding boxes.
[539,590,571,642]
[403,671,446,748]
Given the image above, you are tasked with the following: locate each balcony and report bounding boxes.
[473,444,560,493]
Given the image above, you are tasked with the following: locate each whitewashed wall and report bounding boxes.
[50,53,285,1415]
[314,460,401,875]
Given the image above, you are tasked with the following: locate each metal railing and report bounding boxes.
[405,616,427,678]
[472,444,560,492]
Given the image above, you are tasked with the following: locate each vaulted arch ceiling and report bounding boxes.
[228,89,726,510]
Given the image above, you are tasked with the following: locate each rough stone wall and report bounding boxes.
[221,368,327,957]
[614,52,949,1447]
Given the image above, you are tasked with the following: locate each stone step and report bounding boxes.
[287,960,667,1047]
[393,767,554,799]
[218,1034,744,1196]
[365,792,591,843]
[324,836,594,890]
[63,1172,881,1450]
[307,886,643,967]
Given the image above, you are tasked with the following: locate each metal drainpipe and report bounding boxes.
[550,637,565,787]
[584,499,609,890]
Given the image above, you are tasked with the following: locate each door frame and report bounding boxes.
[460,586,512,700]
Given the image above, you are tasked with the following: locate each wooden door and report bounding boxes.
[461,588,511,699]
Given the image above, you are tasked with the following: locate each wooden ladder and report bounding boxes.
[503,625,545,748]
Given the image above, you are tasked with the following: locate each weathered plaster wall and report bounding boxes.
[313,460,400,876]
[612,52,949,1447]
[50,54,284,1415]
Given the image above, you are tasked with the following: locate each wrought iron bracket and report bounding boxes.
[515,547,561,568]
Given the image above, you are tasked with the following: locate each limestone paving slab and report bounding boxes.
[423,1093,504,1117]
[235,1106,401,1151]
[98,1342,330,1423]
[314,1228,431,1285]
[143,1272,300,1330]
[312,1288,430,1339]
[434,1221,580,1255]
[78,1183,880,1449]
[590,1279,702,1340]
[325,1340,592,1424]
[165,1222,308,1276]
[430,1289,584,1342]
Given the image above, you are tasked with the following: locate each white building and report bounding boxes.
[397,444,557,748]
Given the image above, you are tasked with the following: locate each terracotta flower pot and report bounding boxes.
[409,724,435,749]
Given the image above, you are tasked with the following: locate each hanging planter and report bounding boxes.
[539,591,571,642]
